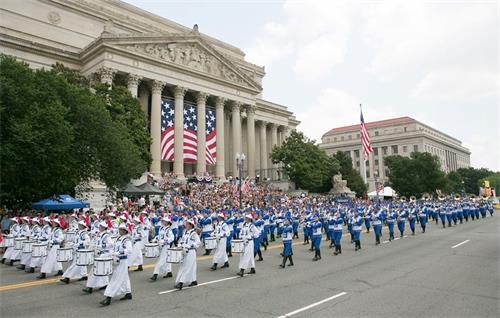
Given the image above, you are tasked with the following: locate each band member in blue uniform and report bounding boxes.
[352,212,363,251]
[279,219,294,268]
[397,209,407,237]
[439,206,447,228]
[419,207,427,233]
[332,212,343,255]
[387,209,396,241]
[292,211,300,239]
[372,210,383,245]
[328,212,336,248]
[311,214,322,261]
[408,207,417,235]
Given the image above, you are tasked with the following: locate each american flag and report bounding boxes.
[183,103,198,163]
[360,106,373,160]
[161,99,175,160]
[205,108,217,164]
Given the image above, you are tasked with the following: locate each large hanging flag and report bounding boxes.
[183,103,198,162]
[360,104,373,160]
[161,99,175,161]
[205,107,217,164]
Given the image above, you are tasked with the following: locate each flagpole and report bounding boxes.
[360,104,368,185]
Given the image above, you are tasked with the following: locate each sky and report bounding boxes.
[123,0,499,171]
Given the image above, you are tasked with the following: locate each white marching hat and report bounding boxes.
[186,218,196,226]
[245,214,253,220]
[98,221,108,228]
[78,220,87,227]
[118,223,130,232]
[162,216,172,223]
[217,212,225,218]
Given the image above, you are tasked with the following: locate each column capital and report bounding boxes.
[151,80,165,94]
[215,96,226,109]
[174,86,187,99]
[196,92,209,104]
[127,74,142,86]
[259,120,268,127]
[231,101,241,112]
[246,104,256,114]
[97,66,115,82]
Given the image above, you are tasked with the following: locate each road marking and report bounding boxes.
[451,240,470,249]
[276,292,348,318]
[158,275,244,294]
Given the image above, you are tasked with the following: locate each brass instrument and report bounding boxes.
[400,196,407,202]
[454,193,461,201]
[470,194,477,202]
[410,196,417,203]
[422,193,431,201]
[438,195,446,201]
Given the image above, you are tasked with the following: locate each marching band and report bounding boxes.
[0,195,495,307]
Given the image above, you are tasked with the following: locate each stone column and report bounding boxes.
[350,150,356,170]
[150,80,164,176]
[126,74,141,98]
[270,123,278,180]
[246,105,256,178]
[196,92,209,174]
[174,86,187,178]
[215,97,226,180]
[379,147,385,181]
[259,121,268,179]
[98,66,115,85]
[231,102,242,178]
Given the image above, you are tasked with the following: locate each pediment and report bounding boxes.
[95,34,262,92]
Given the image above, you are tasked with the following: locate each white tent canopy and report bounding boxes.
[368,186,397,198]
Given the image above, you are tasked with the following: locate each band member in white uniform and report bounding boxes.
[21,217,42,272]
[27,217,51,273]
[38,218,64,279]
[174,218,201,290]
[128,217,147,271]
[2,217,21,265]
[60,220,91,284]
[100,223,133,306]
[237,214,258,277]
[150,216,175,281]
[211,213,230,271]
[17,216,32,270]
[83,221,113,294]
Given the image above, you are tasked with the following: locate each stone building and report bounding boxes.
[0,0,299,180]
[320,116,471,191]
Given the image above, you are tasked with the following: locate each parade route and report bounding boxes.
[1,214,498,318]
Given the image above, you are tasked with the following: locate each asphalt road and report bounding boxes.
[1,214,499,318]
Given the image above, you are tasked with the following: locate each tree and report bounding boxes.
[271,131,339,193]
[480,173,500,195]
[0,55,151,208]
[385,152,447,197]
[331,151,367,197]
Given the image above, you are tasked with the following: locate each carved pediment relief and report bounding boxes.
[108,38,261,91]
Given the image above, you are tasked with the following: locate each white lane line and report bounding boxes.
[276,292,348,318]
[451,240,470,249]
[158,275,245,294]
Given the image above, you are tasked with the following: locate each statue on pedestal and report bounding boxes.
[330,174,356,198]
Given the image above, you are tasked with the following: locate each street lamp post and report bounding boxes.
[236,153,246,209]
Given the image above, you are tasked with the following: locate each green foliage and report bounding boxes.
[448,167,493,195]
[385,152,447,197]
[331,151,367,197]
[271,131,339,193]
[480,172,500,194]
[0,55,151,208]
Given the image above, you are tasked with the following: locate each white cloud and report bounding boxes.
[464,134,500,171]
[411,68,499,101]
[297,88,399,142]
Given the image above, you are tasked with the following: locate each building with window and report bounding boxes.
[320,116,471,191]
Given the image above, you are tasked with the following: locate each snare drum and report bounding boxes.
[166,247,184,263]
[14,238,27,250]
[204,237,217,249]
[144,243,159,258]
[76,249,94,266]
[93,257,113,276]
[64,231,77,242]
[56,247,74,262]
[32,243,48,257]
[22,241,34,253]
[4,235,14,247]
[231,239,245,253]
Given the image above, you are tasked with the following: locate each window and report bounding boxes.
[354,150,359,157]
[341,136,344,141]
[348,135,352,140]
[356,161,360,167]
[366,161,369,166]
[374,148,378,156]
[404,127,408,132]
[403,145,407,153]
[334,137,337,142]
[375,159,379,165]
[366,171,370,178]
[392,145,398,154]
[345,151,351,157]
[375,131,379,136]
[413,145,418,152]
[382,146,388,155]
[356,133,360,139]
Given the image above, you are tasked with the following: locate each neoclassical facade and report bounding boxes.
[0,0,299,180]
